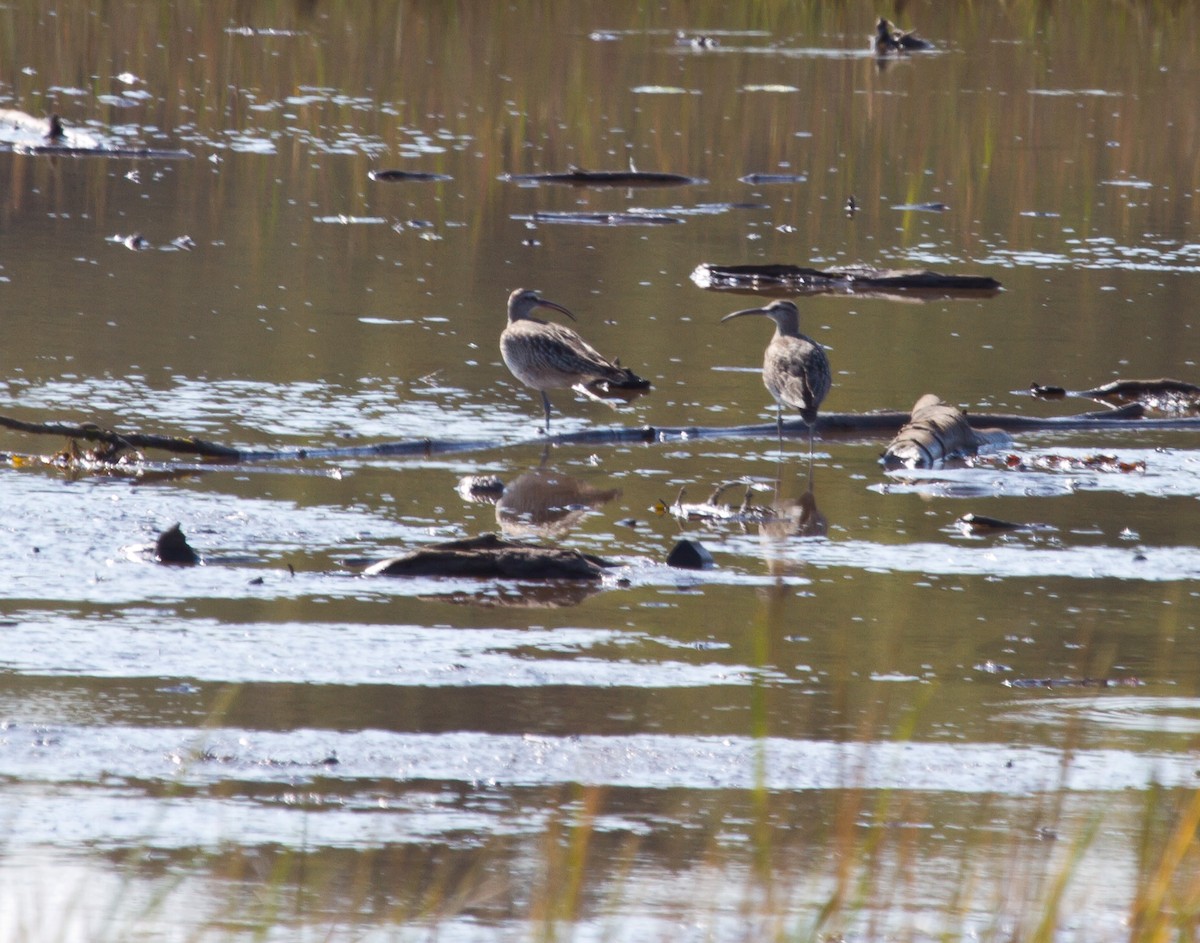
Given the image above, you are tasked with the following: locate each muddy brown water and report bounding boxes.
[2,2,1199,940]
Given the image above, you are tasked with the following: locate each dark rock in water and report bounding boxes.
[364,533,611,580]
[666,538,714,570]
[881,394,1011,469]
[155,523,200,565]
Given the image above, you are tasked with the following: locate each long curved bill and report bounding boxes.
[535,297,577,321]
[721,306,770,323]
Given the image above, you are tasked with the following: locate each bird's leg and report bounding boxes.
[806,423,815,488]
[540,390,553,434]
[776,403,784,455]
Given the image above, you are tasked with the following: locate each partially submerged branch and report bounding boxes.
[0,414,242,460]
[1,399,1195,470]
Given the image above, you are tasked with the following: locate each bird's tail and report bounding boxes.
[576,363,652,406]
[603,359,652,391]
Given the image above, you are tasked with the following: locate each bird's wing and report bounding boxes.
[536,322,629,380]
[766,338,831,410]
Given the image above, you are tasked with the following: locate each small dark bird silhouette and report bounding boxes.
[500,288,649,431]
[874,16,934,53]
[46,114,66,142]
[722,299,831,466]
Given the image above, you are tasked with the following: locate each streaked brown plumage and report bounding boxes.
[501,288,649,430]
[722,299,831,462]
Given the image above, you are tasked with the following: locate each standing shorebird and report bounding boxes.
[500,288,650,431]
[722,299,831,466]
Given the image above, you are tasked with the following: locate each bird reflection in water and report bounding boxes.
[458,465,621,540]
[432,466,623,609]
[753,458,829,577]
[759,487,827,542]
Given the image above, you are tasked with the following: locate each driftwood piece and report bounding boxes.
[1005,677,1142,689]
[363,533,612,580]
[1031,378,1200,415]
[738,173,808,184]
[515,210,684,226]
[881,395,1012,469]
[0,415,242,460]
[691,262,1002,296]
[663,481,775,523]
[368,169,453,182]
[501,169,703,187]
[957,513,1054,535]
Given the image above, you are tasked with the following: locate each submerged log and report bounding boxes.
[3,400,1198,469]
[881,395,1011,469]
[0,415,242,460]
[957,513,1053,535]
[1031,377,1200,415]
[368,169,453,182]
[501,168,703,187]
[691,262,1002,296]
[363,533,612,580]
[516,210,684,226]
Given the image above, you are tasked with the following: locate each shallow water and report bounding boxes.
[2,2,1200,940]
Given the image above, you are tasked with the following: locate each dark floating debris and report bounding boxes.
[739,173,808,185]
[368,169,453,182]
[516,210,685,227]
[1005,676,1143,689]
[989,452,1147,474]
[155,523,200,566]
[363,533,612,581]
[692,262,1002,296]
[881,394,1011,469]
[957,513,1054,535]
[892,202,950,212]
[1030,378,1200,415]
[500,168,704,187]
[666,538,715,570]
[845,195,859,217]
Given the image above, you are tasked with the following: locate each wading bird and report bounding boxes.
[500,288,649,431]
[722,299,831,466]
